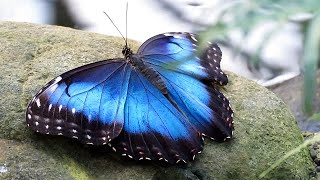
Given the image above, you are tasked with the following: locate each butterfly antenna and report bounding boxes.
[103,11,126,44]
[126,2,128,47]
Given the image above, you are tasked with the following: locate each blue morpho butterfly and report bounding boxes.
[26,32,234,164]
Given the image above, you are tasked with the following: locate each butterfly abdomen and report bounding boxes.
[140,67,168,94]
[130,54,168,94]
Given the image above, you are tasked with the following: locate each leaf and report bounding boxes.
[303,12,320,114]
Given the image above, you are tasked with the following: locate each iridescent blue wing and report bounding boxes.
[137,32,228,85]
[137,32,234,141]
[111,67,203,163]
[26,59,203,163]
[26,59,130,145]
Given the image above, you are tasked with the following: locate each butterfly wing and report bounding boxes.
[137,32,228,85]
[26,59,131,145]
[137,32,234,141]
[111,67,203,163]
[26,59,203,163]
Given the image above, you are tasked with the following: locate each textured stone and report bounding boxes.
[0,21,314,179]
[268,70,320,132]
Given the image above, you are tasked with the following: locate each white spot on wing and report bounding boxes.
[48,104,52,111]
[172,35,182,39]
[72,129,77,133]
[27,114,32,119]
[45,125,49,129]
[86,135,91,139]
[36,99,41,107]
[191,36,197,42]
[35,122,39,126]
[53,76,62,83]
[72,108,76,114]
[59,105,62,112]
[56,126,62,130]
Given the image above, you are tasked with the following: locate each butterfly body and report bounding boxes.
[26,32,233,164]
[129,53,168,94]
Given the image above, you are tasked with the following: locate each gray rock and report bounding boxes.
[0,21,314,179]
[268,71,320,132]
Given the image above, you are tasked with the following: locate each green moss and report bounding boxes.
[62,155,91,180]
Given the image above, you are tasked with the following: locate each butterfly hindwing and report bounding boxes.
[111,67,203,163]
[138,32,233,141]
[157,69,233,141]
[26,59,130,145]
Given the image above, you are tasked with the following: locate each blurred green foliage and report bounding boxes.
[308,112,320,121]
[199,0,320,114]
[199,1,320,177]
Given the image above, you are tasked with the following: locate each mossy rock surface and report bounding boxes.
[0,21,315,179]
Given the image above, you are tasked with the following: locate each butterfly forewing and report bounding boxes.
[26,59,130,145]
[138,32,228,85]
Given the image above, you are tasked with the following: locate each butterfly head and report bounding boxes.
[122,46,133,60]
